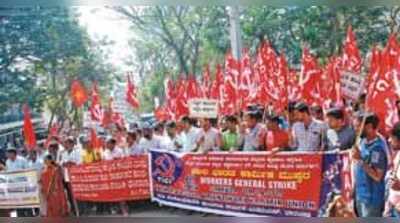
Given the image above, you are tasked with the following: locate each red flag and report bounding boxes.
[89,83,103,122]
[299,47,323,105]
[239,50,256,109]
[90,128,103,149]
[383,34,400,68]
[366,48,399,133]
[186,75,202,100]
[341,25,362,73]
[154,106,171,122]
[45,123,59,148]
[112,112,125,128]
[23,105,37,151]
[220,72,237,115]
[202,65,211,98]
[101,97,114,128]
[210,64,224,100]
[175,77,189,120]
[70,80,88,108]
[325,57,343,107]
[126,73,140,109]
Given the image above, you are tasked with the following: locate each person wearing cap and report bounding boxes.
[324,108,356,151]
[102,137,125,160]
[160,121,182,151]
[291,102,327,151]
[351,113,388,217]
[263,114,290,152]
[241,110,265,151]
[5,147,29,171]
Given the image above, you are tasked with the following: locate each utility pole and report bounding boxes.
[228,6,242,60]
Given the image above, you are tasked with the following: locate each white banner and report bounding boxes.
[188,98,218,118]
[0,169,40,209]
[340,71,365,100]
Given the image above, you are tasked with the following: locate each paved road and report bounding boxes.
[83,200,219,217]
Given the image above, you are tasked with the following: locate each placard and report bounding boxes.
[188,99,218,118]
[340,71,365,100]
[150,151,350,217]
[68,155,150,202]
[0,169,40,209]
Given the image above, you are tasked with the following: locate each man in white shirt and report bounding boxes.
[195,118,220,153]
[102,137,125,160]
[161,121,182,151]
[27,150,43,171]
[5,147,29,171]
[179,116,200,153]
[137,125,162,153]
[60,137,81,167]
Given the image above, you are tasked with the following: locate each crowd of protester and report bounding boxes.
[1,95,400,218]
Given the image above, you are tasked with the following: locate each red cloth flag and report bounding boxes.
[341,25,362,73]
[70,80,88,108]
[102,97,114,128]
[325,57,343,107]
[220,72,238,115]
[299,48,323,105]
[90,128,103,149]
[186,75,202,100]
[126,73,140,109]
[89,83,103,122]
[239,50,256,109]
[210,64,224,100]
[202,65,211,98]
[154,106,171,122]
[366,48,399,134]
[112,112,125,128]
[45,123,59,148]
[175,77,189,120]
[23,105,37,151]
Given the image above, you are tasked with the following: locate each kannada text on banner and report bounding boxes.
[0,169,40,209]
[68,155,150,202]
[150,151,339,217]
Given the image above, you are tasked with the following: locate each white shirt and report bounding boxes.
[137,136,162,153]
[6,156,29,171]
[181,127,200,152]
[28,159,43,171]
[102,147,125,161]
[197,128,220,152]
[160,135,182,151]
[60,148,81,166]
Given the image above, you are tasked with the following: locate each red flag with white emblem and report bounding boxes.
[89,83,103,122]
[341,26,362,73]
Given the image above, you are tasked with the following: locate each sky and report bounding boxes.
[78,6,133,73]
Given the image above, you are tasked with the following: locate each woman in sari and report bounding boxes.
[40,155,69,217]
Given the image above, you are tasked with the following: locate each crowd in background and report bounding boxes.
[1,94,400,218]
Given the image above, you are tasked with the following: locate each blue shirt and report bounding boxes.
[355,136,388,207]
